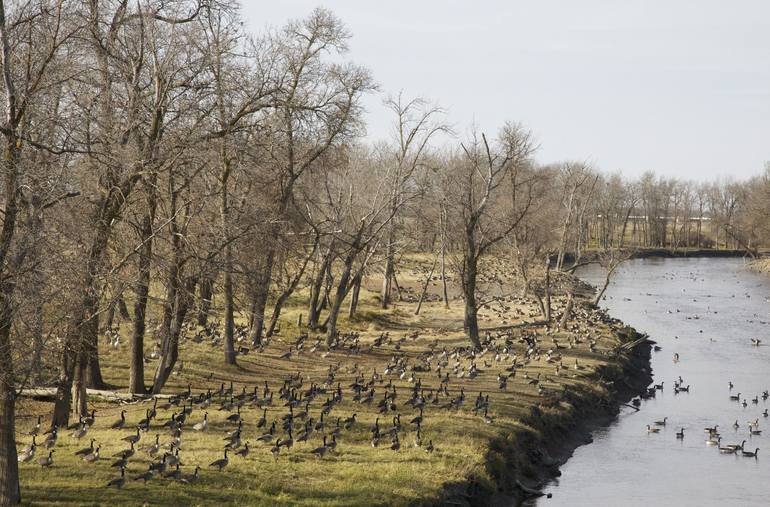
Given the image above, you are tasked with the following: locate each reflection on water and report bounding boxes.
[531,257,770,507]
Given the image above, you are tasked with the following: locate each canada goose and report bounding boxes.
[83,446,101,464]
[741,448,759,458]
[257,422,276,443]
[43,428,57,449]
[654,417,668,426]
[110,411,126,430]
[270,439,282,457]
[733,420,740,430]
[726,440,746,451]
[133,468,155,483]
[28,416,42,436]
[209,449,229,471]
[704,425,719,434]
[763,409,768,418]
[281,428,294,449]
[18,437,36,463]
[122,428,141,445]
[719,446,737,454]
[705,436,721,446]
[311,437,328,457]
[144,434,160,457]
[676,428,685,439]
[163,463,182,480]
[730,393,741,401]
[75,438,96,457]
[38,450,54,467]
[179,465,201,484]
[226,406,241,423]
[256,409,267,429]
[84,410,96,427]
[343,413,357,430]
[193,412,208,432]
[149,455,168,474]
[750,428,762,436]
[326,435,338,452]
[646,425,660,434]
[107,468,126,489]
[70,423,89,440]
[390,435,401,451]
[235,442,250,458]
[425,440,434,453]
[112,441,135,460]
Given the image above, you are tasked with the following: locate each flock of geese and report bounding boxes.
[15,303,616,491]
[642,379,766,460]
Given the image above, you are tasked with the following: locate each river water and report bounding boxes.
[531,257,770,507]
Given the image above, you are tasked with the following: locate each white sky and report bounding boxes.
[241,1,770,181]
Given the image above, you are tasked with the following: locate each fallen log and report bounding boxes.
[19,387,173,403]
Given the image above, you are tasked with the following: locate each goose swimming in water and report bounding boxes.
[676,428,685,439]
[706,436,721,446]
[654,417,668,426]
[741,448,759,458]
[647,425,661,434]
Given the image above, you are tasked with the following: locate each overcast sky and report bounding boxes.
[241,1,770,181]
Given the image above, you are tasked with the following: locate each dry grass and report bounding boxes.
[15,260,624,506]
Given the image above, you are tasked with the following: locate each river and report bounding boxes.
[530,257,770,507]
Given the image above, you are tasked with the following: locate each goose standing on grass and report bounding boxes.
[75,438,96,457]
[110,411,126,430]
[209,449,229,471]
[18,437,36,463]
[83,445,101,464]
[180,466,201,484]
[311,437,328,457]
[122,427,141,445]
[193,412,208,432]
[107,468,126,489]
[235,442,250,458]
[43,428,57,449]
[38,450,54,467]
[28,416,42,436]
[270,439,282,458]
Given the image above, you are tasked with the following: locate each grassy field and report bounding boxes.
[15,259,630,506]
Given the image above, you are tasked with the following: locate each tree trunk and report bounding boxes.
[544,255,552,322]
[129,190,156,395]
[308,242,333,329]
[249,247,275,346]
[348,272,362,318]
[462,251,481,349]
[152,276,196,394]
[326,247,357,346]
[558,293,574,331]
[380,220,395,308]
[414,255,437,315]
[0,290,20,505]
[197,277,214,326]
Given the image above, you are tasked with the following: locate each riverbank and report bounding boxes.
[749,257,770,275]
[14,261,651,506]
